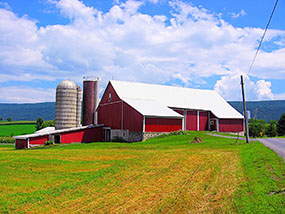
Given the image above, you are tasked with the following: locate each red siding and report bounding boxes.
[219,119,244,132]
[15,139,28,149]
[29,136,48,145]
[98,83,144,132]
[98,102,122,129]
[123,102,143,132]
[61,126,103,143]
[186,110,197,131]
[100,83,121,104]
[145,117,182,132]
[199,111,208,131]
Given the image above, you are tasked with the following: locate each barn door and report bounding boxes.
[210,119,217,131]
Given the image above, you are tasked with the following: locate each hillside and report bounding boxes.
[0,102,55,121]
[229,100,285,122]
[0,100,284,122]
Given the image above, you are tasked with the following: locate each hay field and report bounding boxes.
[0,132,284,213]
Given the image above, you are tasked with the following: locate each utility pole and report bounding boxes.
[241,75,249,143]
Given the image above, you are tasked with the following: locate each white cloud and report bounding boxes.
[0,0,284,102]
[255,80,274,100]
[274,93,285,100]
[230,9,246,18]
[0,86,55,103]
[214,74,274,101]
[0,2,11,10]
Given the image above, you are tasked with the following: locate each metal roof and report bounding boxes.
[14,124,104,140]
[124,98,183,118]
[110,80,243,119]
[57,80,77,89]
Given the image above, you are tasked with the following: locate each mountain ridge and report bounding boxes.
[0,100,284,122]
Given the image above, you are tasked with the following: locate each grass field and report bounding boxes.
[0,132,284,213]
[0,124,36,137]
[0,121,36,125]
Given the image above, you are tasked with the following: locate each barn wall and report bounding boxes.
[145,117,182,132]
[219,119,244,132]
[123,102,143,132]
[15,139,28,149]
[186,110,197,131]
[98,102,122,129]
[100,83,121,104]
[60,127,103,143]
[29,136,48,145]
[172,109,210,131]
[199,111,209,131]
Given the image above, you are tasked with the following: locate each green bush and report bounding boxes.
[265,120,278,137]
[44,140,54,146]
[41,120,55,129]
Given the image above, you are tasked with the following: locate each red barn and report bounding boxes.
[98,80,244,141]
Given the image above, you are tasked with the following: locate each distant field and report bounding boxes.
[0,132,284,213]
[0,124,36,137]
[0,121,36,125]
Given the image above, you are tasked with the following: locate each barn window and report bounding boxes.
[108,93,112,102]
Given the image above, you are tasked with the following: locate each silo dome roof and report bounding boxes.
[57,80,77,89]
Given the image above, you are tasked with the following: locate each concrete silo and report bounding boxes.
[83,76,100,126]
[55,80,82,130]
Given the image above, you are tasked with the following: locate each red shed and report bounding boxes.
[14,125,107,149]
[98,81,244,141]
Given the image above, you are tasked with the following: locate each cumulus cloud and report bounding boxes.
[214,74,274,101]
[0,0,285,102]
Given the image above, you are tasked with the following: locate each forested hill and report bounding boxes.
[0,100,284,122]
[0,102,55,121]
[229,100,285,122]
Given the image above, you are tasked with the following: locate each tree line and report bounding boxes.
[248,113,285,137]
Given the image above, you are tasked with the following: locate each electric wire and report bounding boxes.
[246,0,279,77]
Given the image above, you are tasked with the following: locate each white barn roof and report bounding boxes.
[110,80,243,119]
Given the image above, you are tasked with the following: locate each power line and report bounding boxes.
[247,0,279,76]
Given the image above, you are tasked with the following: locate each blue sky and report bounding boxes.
[0,0,284,103]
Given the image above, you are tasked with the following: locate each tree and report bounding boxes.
[277,113,285,136]
[7,117,12,122]
[0,117,3,121]
[249,119,266,138]
[41,120,55,129]
[36,118,44,131]
[265,120,278,137]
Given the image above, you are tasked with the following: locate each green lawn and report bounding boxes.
[0,132,284,213]
[0,124,36,137]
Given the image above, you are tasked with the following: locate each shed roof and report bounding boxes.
[110,80,243,119]
[14,125,104,140]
